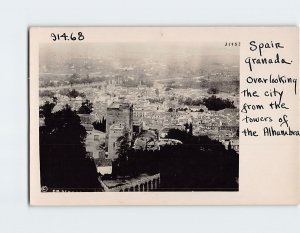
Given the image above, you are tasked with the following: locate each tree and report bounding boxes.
[112,128,239,191]
[166,128,190,144]
[39,102,101,191]
[69,73,80,86]
[40,80,55,88]
[158,143,239,191]
[39,101,55,118]
[184,122,189,131]
[184,97,193,105]
[112,132,132,176]
[202,95,235,111]
[162,128,238,191]
[188,123,193,136]
[52,96,58,104]
[166,128,218,145]
[92,117,106,132]
[207,87,219,94]
[40,90,55,98]
[116,132,131,161]
[78,100,93,114]
[61,89,85,99]
[67,89,80,99]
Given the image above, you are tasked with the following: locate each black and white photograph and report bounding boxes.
[38,41,239,192]
[2,0,300,231]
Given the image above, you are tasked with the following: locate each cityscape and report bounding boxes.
[39,42,239,192]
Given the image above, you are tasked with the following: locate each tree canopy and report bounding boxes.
[207,87,219,94]
[202,95,235,111]
[39,102,101,191]
[40,90,55,98]
[109,128,239,191]
[178,95,236,111]
[92,117,106,132]
[78,99,93,114]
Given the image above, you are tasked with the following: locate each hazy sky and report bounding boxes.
[40,42,239,67]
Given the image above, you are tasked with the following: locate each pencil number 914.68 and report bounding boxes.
[50,32,85,41]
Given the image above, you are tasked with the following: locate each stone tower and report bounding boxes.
[105,102,133,158]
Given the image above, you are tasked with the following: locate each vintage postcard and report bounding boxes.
[29,27,299,205]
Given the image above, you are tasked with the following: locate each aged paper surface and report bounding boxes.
[30,27,299,205]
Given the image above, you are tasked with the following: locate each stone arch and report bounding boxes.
[148,181,152,191]
[135,185,139,192]
[152,179,156,190]
[140,183,144,192]
[124,188,129,192]
[144,182,148,191]
[153,179,157,190]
